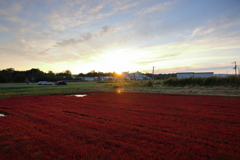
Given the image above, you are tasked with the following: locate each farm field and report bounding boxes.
[0,92,240,159]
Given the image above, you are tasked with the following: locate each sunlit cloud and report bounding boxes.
[0,0,240,74]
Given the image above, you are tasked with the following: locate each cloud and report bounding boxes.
[0,2,23,24]
[0,3,22,15]
[136,0,177,15]
[90,5,103,14]
[135,53,181,65]
[11,3,22,13]
[38,48,51,55]
[187,16,240,40]
[48,11,59,20]
[56,39,80,47]
[100,25,115,35]
[0,25,10,32]
[55,25,118,47]
[190,27,215,38]
[183,66,234,72]
[5,16,21,23]
[0,10,7,15]
[44,4,112,32]
[56,33,92,47]
[114,2,139,11]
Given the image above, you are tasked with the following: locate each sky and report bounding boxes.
[0,0,240,75]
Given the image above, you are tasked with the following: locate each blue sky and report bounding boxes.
[0,0,240,74]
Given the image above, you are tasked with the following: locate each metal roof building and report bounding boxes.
[177,72,214,79]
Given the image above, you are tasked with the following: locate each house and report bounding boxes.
[84,77,95,81]
[71,75,79,79]
[99,76,113,81]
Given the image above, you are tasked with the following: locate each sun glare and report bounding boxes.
[99,49,137,73]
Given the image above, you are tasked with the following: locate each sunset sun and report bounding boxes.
[98,49,137,73]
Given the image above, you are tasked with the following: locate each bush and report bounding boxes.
[163,75,240,87]
[143,81,153,87]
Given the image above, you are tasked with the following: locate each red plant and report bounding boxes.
[0,92,239,159]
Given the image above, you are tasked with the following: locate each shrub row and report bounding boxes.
[163,75,240,87]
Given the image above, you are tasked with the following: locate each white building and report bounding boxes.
[121,71,150,80]
[177,72,214,79]
[129,71,142,80]
[121,72,130,79]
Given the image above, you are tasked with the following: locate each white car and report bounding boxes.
[38,81,53,85]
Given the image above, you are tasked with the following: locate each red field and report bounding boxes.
[0,92,240,160]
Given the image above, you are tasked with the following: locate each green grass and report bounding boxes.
[0,83,31,85]
[0,81,117,98]
[0,80,238,98]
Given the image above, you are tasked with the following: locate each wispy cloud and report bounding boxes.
[0,10,7,15]
[114,1,139,11]
[56,33,92,47]
[190,27,215,38]
[100,25,115,35]
[188,17,240,40]
[136,0,177,15]
[5,16,21,23]
[0,0,240,74]
[0,25,10,32]
[90,5,103,14]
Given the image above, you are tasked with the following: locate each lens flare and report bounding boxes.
[116,87,124,93]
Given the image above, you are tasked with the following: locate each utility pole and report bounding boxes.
[152,66,155,80]
[232,61,237,75]
[232,61,238,89]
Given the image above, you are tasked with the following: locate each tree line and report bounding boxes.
[0,68,117,83]
[0,68,177,83]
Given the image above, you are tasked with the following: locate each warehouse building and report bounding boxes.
[177,72,214,79]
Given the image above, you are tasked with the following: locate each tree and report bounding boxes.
[0,69,12,82]
[48,71,55,75]
[13,73,26,82]
[0,72,8,82]
[78,73,85,77]
[6,68,15,73]
[34,70,47,81]
[113,72,120,78]
[64,70,72,75]
[86,70,98,77]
